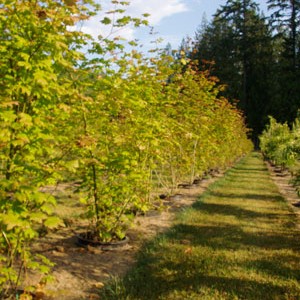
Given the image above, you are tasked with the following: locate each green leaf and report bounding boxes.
[30,212,47,223]
[40,203,54,215]
[1,110,16,123]
[17,60,31,70]
[23,227,38,239]
[2,212,24,230]
[44,216,64,229]
[66,160,79,171]
[180,58,187,65]
[101,17,111,25]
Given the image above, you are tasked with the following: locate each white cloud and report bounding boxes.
[127,0,188,25]
[79,16,135,41]
[77,0,188,41]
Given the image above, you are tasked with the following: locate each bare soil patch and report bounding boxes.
[266,161,300,227]
[27,158,300,300]
[29,175,223,300]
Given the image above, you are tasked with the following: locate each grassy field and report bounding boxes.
[100,152,300,300]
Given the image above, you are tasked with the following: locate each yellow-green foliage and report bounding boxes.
[100,153,300,300]
[260,116,300,196]
[260,116,299,167]
[0,0,252,296]
[68,47,253,245]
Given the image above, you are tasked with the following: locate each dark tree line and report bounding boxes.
[178,0,300,139]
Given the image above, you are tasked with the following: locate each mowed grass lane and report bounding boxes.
[101,152,300,300]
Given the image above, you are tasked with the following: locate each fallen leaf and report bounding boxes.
[184,247,193,255]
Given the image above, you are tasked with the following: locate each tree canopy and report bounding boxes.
[186,0,300,140]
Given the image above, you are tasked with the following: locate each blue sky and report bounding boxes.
[83,0,269,52]
[143,0,269,49]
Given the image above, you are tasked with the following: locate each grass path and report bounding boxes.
[101,152,300,300]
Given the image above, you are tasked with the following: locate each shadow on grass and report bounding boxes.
[119,272,297,300]
[166,223,300,250]
[105,220,300,300]
[101,224,300,300]
[99,153,300,299]
[194,201,264,219]
[101,217,300,299]
[197,191,284,203]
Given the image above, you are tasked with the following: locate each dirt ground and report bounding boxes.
[266,163,300,227]
[28,160,300,300]
[28,174,221,300]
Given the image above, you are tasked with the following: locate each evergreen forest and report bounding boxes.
[181,0,300,141]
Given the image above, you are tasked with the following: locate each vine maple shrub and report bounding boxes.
[71,50,253,244]
[260,116,300,194]
[0,0,252,297]
[0,0,97,296]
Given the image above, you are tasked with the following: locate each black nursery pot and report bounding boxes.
[76,232,129,249]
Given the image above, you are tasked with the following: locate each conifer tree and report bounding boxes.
[267,0,300,123]
[192,0,274,138]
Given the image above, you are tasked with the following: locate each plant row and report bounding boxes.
[260,116,300,192]
[0,0,252,297]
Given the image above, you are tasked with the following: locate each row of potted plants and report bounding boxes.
[0,0,253,297]
[260,116,300,194]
